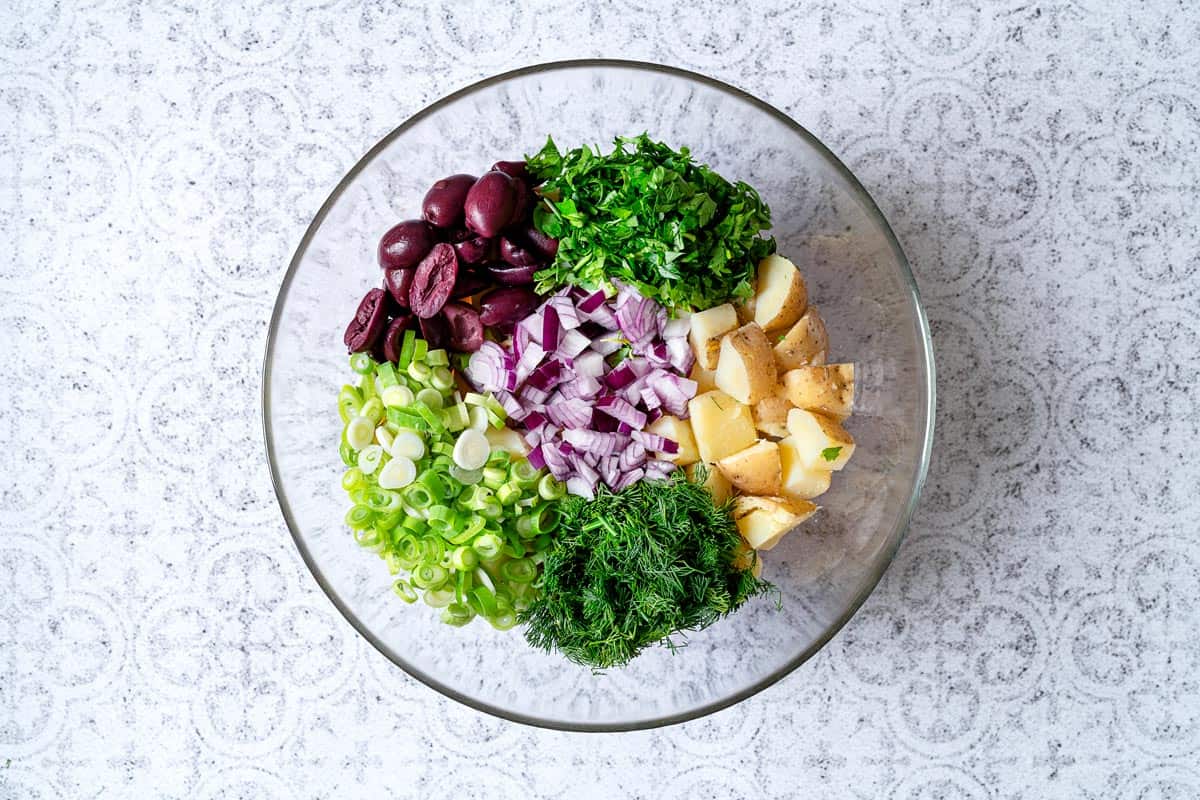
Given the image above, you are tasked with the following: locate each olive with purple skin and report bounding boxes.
[463,170,519,238]
[498,232,541,267]
[521,222,559,260]
[490,160,528,180]
[344,288,390,353]
[383,267,415,308]
[380,314,415,363]
[449,229,490,265]
[422,174,476,228]
[450,269,491,299]
[478,286,540,328]
[441,301,484,352]
[409,243,459,318]
[419,314,450,350]
[486,262,537,286]
[378,219,436,270]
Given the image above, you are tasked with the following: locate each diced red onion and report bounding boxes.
[596,395,647,429]
[557,328,591,359]
[577,289,607,313]
[613,467,645,492]
[573,350,605,379]
[527,445,546,470]
[662,313,691,339]
[541,305,560,350]
[632,431,679,455]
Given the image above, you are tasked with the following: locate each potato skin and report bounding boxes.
[752,389,792,439]
[782,363,854,419]
[717,440,783,495]
[753,254,809,332]
[773,307,828,371]
[715,323,778,405]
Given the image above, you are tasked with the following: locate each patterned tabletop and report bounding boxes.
[3,2,1199,798]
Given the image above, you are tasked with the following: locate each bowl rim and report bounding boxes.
[262,58,936,732]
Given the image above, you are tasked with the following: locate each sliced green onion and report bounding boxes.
[338,385,363,423]
[441,602,475,627]
[510,459,541,486]
[532,533,554,553]
[381,385,415,408]
[412,337,428,362]
[375,425,395,452]
[341,467,365,492]
[455,568,472,604]
[350,352,374,375]
[408,361,432,383]
[375,508,403,531]
[447,514,486,545]
[423,586,454,608]
[403,483,434,510]
[451,546,479,572]
[442,403,469,432]
[468,405,490,431]
[359,397,384,425]
[376,361,399,387]
[538,473,567,500]
[345,416,375,450]
[338,440,356,466]
[345,505,374,530]
[469,585,498,618]
[472,532,504,559]
[401,515,426,533]
[463,392,488,407]
[449,465,482,485]
[353,527,381,548]
[392,579,418,603]
[431,367,454,391]
[481,466,507,490]
[414,403,444,433]
[415,471,447,503]
[431,441,455,458]
[501,558,537,584]
[425,348,449,367]
[412,563,448,590]
[386,407,426,431]
[488,606,518,631]
[390,430,425,461]
[478,500,502,520]
[398,330,417,368]
[416,386,442,409]
[496,482,521,506]
[357,444,385,475]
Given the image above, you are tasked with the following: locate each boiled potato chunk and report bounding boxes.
[779,435,834,500]
[752,388,792,439]
[736,296,756,325]
[717,440,782,495]
[774,307,828,371]
[782,363,854,419]
[715,323,777,405]
[753,254,808,332]
[646,414,699,466]
[786,408,855,470]
[731,539,763,577]
[732,495,818,550]
[686,462,733,505]
[687,390,758,464]
[688,303,738,369]
[689,362,719,394]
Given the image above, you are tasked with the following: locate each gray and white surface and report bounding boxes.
[2,1,1198,797]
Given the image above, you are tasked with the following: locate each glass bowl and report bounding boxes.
[263,60,934,731]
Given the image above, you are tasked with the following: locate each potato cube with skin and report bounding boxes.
[753,254,809,332]
[688,303,738,369]
[646,415,699,466]
[715,323,777,405]
[717,440,782,495]
[779,435,833,500]
[782,363,854,419]
[732,495,818,550]
[687,390,758,464]
[689,362,719,394]
[753,387,792,439]
[686,462,733,505]
[735,296,756,325]
[773,307,828,371]
[786,408,855,470]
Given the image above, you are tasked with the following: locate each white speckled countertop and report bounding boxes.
[3,2,1199,797]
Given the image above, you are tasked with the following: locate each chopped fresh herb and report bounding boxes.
[527,135,776,311]
[521,469,774,669]
[777,333,787,343]
[821,446,843,462]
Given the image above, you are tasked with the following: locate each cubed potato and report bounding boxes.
[752,387,792,439]
[735,296,755,325]
[686,462,733,505]
[782,363,854,419]
[688,303,738,369]
[786,408,855,470]
[732,495,818,550]
[779,435,834,500]
[689,362,719,394]
[715,323,777,405]
[731,539,764,577]
[646,414,699,466]
[687,390,758,464]
[717,440,782,495]
[753,254,808,332]
[773,307,828,371]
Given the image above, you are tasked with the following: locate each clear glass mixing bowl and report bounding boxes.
[263,60,935,731]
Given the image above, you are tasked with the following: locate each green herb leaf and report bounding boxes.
[527,134,776,311]
[821,446,843,462]
[520,471,775,669]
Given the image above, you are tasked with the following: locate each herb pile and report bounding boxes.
[527,135,776,311]
[521,469,774,669]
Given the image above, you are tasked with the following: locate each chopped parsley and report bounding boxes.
[821,446,843,462]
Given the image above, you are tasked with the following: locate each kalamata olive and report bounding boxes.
[463,171,518,238]
[450,269,491,299]
[344,288,389,353]
[490,160,528,180]
[523,223,559,260]
[378,219,436,270]
[478,286,540,328]
[409,243,458,318]
[486,262,537,286]
[449,229,490,264]
[383,267,415,307]
[442,301,485,352]
[423,174,476,228]
[380,314,414,363]
[419,314,450,350]
[498,232,541,267]
[509,178,530,224]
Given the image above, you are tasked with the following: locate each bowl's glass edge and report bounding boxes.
[260,58,937,732]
